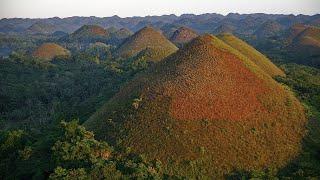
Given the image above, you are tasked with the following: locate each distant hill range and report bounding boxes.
[1,13,319,36]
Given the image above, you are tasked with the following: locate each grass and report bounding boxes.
[115,26,178,61]
[84,34,307,178]
[170,27,198,46]
[217,33,285,77]
[32,43,70,60]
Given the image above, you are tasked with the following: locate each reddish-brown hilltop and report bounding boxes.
[72,25,109,37]
[32,43,70,60]
[115,26,178,62]
[170,27,198,45]
[85,34,306,178]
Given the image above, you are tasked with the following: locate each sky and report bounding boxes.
[0,0,319,19]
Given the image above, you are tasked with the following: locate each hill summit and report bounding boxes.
[170,27,198,46]
[32,43,70,60]
[115,26,178,62]
[85,34,306,178]
[63,25,110,43]
[72,25,109,37]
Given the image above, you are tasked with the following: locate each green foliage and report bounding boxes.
[52,120,112,168]
[276,63,320,114]
[0,130,33,179]
[50,121,166,179]
[49,167,88,180]
[0,52,125,130]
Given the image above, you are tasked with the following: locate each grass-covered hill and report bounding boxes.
[217,33,285,77]
[291,26,320,48]
[111,28,133,39]
[108,28,133,45]
[25,21,57,35]
[84,34,306,178]
[72,24,109,37]
[285,24,308,43]
[115,26,178,62]
[169,27,198,46]
[254,20,283,38]
[213,23,236,34]
[287,26,320,67]
[62,25,109,43]
[32,43,70,60]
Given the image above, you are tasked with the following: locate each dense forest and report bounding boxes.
[0,13,320,179]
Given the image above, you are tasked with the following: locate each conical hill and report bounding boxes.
[115,26,178,62]
[170,27,198,46]
[32,43,70,60]
[84,34,306,178]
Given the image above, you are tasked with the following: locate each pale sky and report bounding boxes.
[0,0,319,19]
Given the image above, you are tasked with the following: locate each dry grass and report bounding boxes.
[115,26,178,62]
[71,25,109,38]
[217,33,285,77]
[85,34,307,178]
[170,27,198,45]
[292,26,320,47]
[32,43,70,60]
[285,24,308,43]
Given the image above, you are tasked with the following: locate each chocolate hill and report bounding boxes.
[288,26,320,67]
[115,26,178,62]
[213,24,236,34]
[26,22,56,35]
[108,28,133,45]
[72,25,109,37]
[285,24,308,43]
[84,34,306,178]
[291,26,320,48]
[254,20,283,38]
[32,43,70,60]
[170,27,198,46]
[217,33,285,77]
[111,28,133,40]
[64,25,109,43]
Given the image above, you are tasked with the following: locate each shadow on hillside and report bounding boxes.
[225,117,320,179]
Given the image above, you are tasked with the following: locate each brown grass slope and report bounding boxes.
[32,43,70,60]
[213,24,236,34]
[217,33,285,77]
[170,27,198,45]
[291,26,320,48]
[288,26,320,67]
[71,25,109,38]
[84,34,306,178]
[115,26,178,62]
[285,24,308,43]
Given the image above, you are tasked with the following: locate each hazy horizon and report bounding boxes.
[1,0,319,19]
